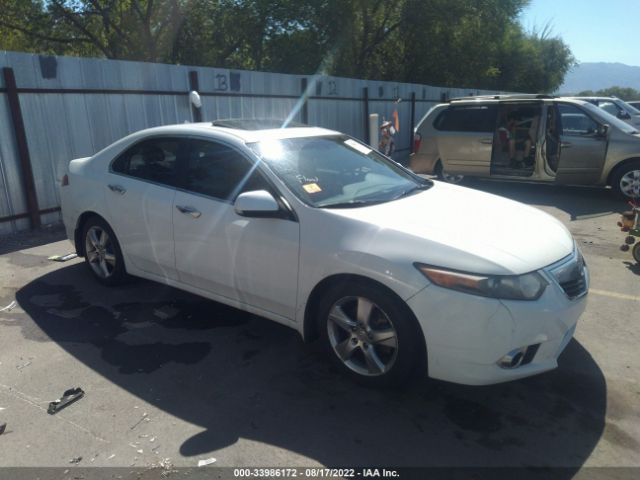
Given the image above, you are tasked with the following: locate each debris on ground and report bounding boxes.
[0,301,17,312]
[48,253,78,262]
[130,412,148,430]
[0,423,6,435]
[153,306,179,320]
[197,457,216,467]
[107,454,116,460]
[47,387,85,415]
[16,361,31,370]
[69,456,82,464]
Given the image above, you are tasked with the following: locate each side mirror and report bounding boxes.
[234,190,281,217]
[597,124,609,137]
[618,111,631,120]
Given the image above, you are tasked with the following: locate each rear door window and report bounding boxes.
[434,105,497,132]
[111,137,181,187]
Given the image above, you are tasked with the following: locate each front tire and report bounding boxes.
[633,242,640,263]
[611,160,640,199]
[82,216,127,286]
[317,280,425,387]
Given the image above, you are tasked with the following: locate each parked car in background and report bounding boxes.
[572,96,640,130]
[410,95,640,199]
[60,120,588,387]
[628,101,640,110]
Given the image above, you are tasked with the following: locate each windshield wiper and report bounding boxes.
[391,182,432,200]
[320,199,386,209]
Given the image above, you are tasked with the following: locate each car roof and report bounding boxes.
[444,95,590,106]
[570,96,619,101]
[128,121,339,144]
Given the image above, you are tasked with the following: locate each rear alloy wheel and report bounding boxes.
[612,161,640,199]
[435,161,465,184]
[82,217,127,286]
[318,281,425,387]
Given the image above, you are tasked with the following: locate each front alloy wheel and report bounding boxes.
[327,296,399,376]
[612,160,640,199]
[318,281,425,386]
[619,169,640,199]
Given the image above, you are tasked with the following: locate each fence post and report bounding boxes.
[363,87,370,144]
[188,70,202,122]
[2,67,40,229]
[300,78,309,124]
[409,92,416,153]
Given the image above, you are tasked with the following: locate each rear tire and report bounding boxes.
[611,160,640,199]
[317,280,426,387]
[81,216,127,286]
[435,161,465,184]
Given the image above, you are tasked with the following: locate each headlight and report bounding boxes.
[414,264,548,301]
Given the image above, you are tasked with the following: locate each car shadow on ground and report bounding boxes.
[11,264,606,473]
[463,179,627,221]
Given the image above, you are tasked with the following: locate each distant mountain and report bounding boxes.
[557,62,640,94]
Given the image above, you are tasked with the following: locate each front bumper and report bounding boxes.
[407,252,588,385]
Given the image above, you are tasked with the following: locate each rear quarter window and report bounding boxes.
[434,105,497,133]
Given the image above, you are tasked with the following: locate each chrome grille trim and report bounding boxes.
[545,247,589,300]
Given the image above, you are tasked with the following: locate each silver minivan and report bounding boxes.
[410,95,640,198]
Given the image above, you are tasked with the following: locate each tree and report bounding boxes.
[0,0,576,93]
[577,86,640,101]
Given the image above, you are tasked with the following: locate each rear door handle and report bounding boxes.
[479,138,494,145]
[561,142,572,148]
[108,184,126,195]
[176,205,201,218]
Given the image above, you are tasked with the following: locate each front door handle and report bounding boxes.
[479,138,494,145]
[560,142,572,148]
[108,184,126,195]
[176,205,201,218]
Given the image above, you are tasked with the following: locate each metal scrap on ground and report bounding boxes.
[0,301,17,312]
[47,387,85,415]
[47,253,78,262]
[197,457,217,467]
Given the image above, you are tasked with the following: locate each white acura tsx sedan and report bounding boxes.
[60,120,588,387]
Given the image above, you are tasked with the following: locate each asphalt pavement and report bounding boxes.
[0,180,638,479]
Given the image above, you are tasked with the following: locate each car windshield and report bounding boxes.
[248,135,431,208]
[580,102,639,134]
[614,99,640,115]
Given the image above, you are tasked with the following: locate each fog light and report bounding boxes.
[497,347,527,369]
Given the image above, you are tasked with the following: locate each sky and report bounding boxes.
[519,0,640,67]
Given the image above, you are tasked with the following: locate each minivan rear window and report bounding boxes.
[434,105,498,133]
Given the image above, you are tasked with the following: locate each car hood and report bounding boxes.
[327,181,574,275]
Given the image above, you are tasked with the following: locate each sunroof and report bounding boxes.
[211,118,309,130]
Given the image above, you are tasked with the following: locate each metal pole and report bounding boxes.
[409,92,416,153]
[301,78,309,124]
[369,113,379,150]
[2,67,40,229]
[363,87,370,144]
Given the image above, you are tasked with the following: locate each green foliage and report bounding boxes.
[577,87,640,101]
[0,0,575,93]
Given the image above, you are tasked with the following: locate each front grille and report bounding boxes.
[548,249,588,300]
[559,275,587,299]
